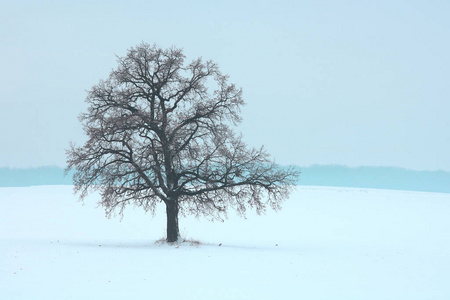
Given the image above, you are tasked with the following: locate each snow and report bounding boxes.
[1,185,450,299]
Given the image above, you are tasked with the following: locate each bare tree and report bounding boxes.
[66,43,300,243]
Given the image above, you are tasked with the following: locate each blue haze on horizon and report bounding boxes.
[1,165,449,194]
[1,0,449,171]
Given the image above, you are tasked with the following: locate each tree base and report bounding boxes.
[155,237,201,247]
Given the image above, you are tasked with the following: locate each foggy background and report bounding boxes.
[1,0,449,171]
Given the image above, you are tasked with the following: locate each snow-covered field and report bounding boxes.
[1,185,449,299]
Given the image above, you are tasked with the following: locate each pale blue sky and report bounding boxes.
[1,0,449,171]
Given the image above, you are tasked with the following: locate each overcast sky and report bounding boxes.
[1,0,449,171]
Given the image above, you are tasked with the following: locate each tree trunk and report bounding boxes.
[165,199,179,243]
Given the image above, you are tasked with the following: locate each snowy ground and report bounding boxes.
[1,185,449,299]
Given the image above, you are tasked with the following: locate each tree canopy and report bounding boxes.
[66,43,299,242]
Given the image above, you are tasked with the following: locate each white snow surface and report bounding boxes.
[1,185,450,299]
